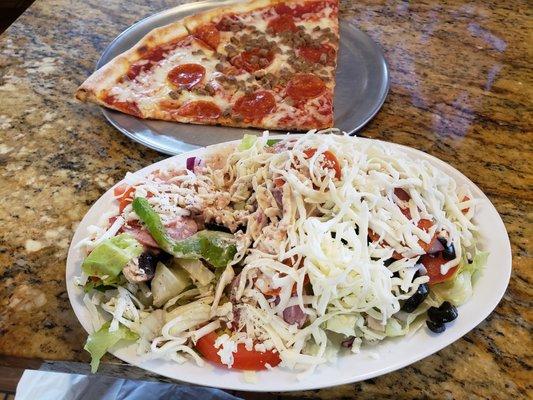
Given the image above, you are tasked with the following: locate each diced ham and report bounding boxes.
[120,216,197,248]
[165,216,198,240]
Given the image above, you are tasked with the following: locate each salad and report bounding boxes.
[75,131,487,376]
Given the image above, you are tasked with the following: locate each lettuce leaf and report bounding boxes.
[325,314,357,337]
[266,139,281,147]
[432,250,489,306]
[84,322,138,373]
[238,134,257,150]
[385,318,406,337]
[463,250,488,284]
[82,234,142,281]
[196,230,237,268]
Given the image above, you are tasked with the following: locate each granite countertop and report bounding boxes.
[0,0,531,398]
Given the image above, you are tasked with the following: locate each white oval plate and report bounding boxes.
[66,136,511,392]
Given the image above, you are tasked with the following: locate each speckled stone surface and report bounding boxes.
[0,0,531,398]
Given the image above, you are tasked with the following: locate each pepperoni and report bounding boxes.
[267,14,297,33]
[194,23,220,49]
[144,46,167,63]
[167,63,206,89]
[286,73,326,100]
[232,48,274,73]
[233,91,276,120]
[102,93,141,117]
[176,100,221,119]
[298,44,336,65]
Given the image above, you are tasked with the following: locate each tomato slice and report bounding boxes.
[195,332,281,370]
[417,218,433,231]
[304,148,341,179]
[114,184,135,213]
[274,177,285,187]
[420,253,458,284]
[416,218,438,253]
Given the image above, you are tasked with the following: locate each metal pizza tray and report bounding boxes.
[96,0,390,154]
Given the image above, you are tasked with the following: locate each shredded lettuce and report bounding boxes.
[84,321,138,373]
[238,134,257,150]
[83,275,126,293]
[81,234,142,281]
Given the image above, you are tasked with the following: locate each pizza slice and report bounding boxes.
[76,0,339,131]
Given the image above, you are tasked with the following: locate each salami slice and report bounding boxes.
[121,224,159,248]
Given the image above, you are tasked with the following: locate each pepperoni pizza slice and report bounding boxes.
[76,0,339,131]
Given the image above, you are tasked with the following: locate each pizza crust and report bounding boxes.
[183,0,290,31]
[142,108,330,131]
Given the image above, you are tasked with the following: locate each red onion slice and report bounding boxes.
[341,336,355,348]
[186,157,196,171]
[427,236,445,254]
[186,157,204,171]
[283,304,307,328]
